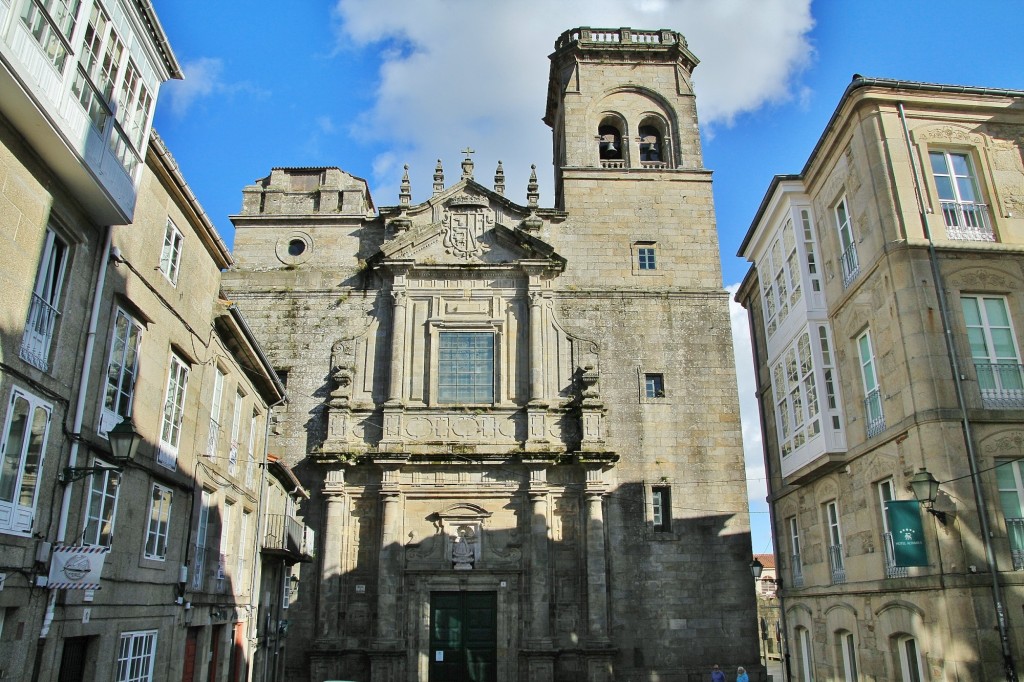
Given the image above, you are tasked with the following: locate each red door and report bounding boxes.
[208,625,223,682]
[228,622,247,682]
[181,628,200,682]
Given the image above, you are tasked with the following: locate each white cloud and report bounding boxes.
[333,0,813,204]
[161,57,269,118]
[727,283,772,552]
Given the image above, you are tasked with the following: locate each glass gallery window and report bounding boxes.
[438,332,494,404]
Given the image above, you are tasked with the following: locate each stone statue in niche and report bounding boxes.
[451,525,476,570]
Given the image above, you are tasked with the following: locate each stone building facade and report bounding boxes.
[737,77,1024,680]
[223,27,759,682]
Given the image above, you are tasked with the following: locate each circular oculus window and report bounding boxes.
[276,232,313,265]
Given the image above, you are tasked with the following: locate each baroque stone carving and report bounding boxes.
[982,431,1024,455]
[914,125,984,145]
[441,198,495,259]
[946,268,1018,291]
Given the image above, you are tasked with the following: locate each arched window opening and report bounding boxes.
[598,124,623,162]
[639,125,662,163]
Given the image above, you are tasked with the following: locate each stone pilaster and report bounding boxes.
[318,470,347,641]
[584,488,610,646]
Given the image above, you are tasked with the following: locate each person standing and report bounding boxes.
[711,664,726,682]
[736,666,750,682]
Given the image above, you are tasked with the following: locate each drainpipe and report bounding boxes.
[897,102,1017,682]
[252,396,285,682]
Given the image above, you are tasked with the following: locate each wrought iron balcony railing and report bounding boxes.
[974,362,1024,409]
[883,532,909,578]
[839,242,860,289]
[828,543,846,584]
[1006,517,1024,570]
[864,388,885,438]
[941,201,994,242]
[790,553,804,588]
[20,292,59,371]
[264,514,314,562]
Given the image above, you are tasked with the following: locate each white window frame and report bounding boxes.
[207,368,224,458]
[800,210,821,294]
[20,228,69,371]
[839,630,858,682]
[20,0,81,74]
[826,500,845,581]
[83,460,121,547]
[158,354,189,470]
[996,459,1024,570]
[237,510,250,593]
[771,331,821,458]
[192,490,211,590]
[796,626,814,682]
[644,373,665,399]
[760,217,802,337]
[788,515,803,586]
[858,330,884,437]
[143,483,171,560]
[99,308,143,437]
[897,635,925,682]
[219,499,234,583]
[930,150,992,240]
[651,485,670,532]
[116,629,157,682]
[834,196,859,288]
[159,219,183,285]
[282,570,292,609]
[961,295,1023,404]
[0,387,53,536]
[228,391,243,475]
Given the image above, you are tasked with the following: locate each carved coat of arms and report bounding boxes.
[442,198,494,258]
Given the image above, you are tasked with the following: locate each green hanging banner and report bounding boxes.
[886,500,928,567]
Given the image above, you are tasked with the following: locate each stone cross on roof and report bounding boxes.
[461,147,475,180]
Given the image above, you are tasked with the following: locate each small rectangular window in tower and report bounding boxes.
[644,373,665,398]
[638,246,656,270]
[652,486,671,531]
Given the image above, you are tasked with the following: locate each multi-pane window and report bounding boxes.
[228,391,243,475]
[21,0,81,73]
[760,218,802,337]
[83,462,120,547]
[930,151,992,241]
[192,491,211,590]
[158,354,189,469]
[996,459,1024,570]
[771,332,820,457]
[71,3,121,132]
[143,484,171,560]
[99,309,142,436]
[826,500,845,584]
[219,500,234,584]
[116,630,157,682]
[159,220,183,285]
[858,330,884,437]
[800,210,821,294]
[207,368,224,458]
[644,373,665,399]
[652,486,671,531]
[796,626,813,682]
[21,228,69,371]
[835,196,859,288]
[0,388,52,536]
[817,326,841,431]
[788,516,804,587]
[638,246,656,270]
[961,295,1023,408]
[116,60,152,151]
[438,332,494,403]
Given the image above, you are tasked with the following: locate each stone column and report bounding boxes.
[527,489,551,642]
[584,490,610,645]
[375,488,402,645]
[318,470,347,641]
[387,288,407,404]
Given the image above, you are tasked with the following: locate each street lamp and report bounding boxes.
[910,467,947,524]
[59,417,141,483]
[750,557,764,579]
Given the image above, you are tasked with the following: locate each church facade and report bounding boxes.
[222,27,758,682]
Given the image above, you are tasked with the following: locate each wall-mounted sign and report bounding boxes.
[47,546,109,590]
[886,500,928,567]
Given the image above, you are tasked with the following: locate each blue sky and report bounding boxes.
[151,0,1024,555]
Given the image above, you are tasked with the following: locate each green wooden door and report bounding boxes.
[429,591,497,682]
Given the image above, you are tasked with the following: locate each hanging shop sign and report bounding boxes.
[47,546,110,590]
[886,500,928,567]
